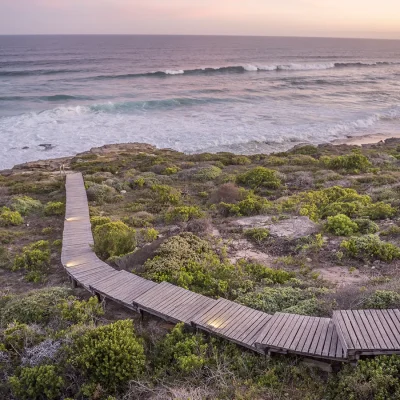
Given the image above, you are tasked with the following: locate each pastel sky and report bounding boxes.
[1,0,399,39]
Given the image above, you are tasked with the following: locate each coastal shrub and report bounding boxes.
[143,233,245,298]
[12,240,51,282]
[231,155,252,165]
[380,225,400,237]
[154,323,207,375]
[86,183,116,204]
[341,235,400,262]
[291,145,318,156]
[362,290,400,309]
[240,261,294,284]
[210,183,241,204]
[58,296,104,325]
[68,320,145,389]
[329,356,400,400]
[220,193,272,217]
[191,165,222,181]
[151,184,181,205]
[140,227,159,243]
[2,322,44,355]
[244,228,270,243]
[0,207,24,226]
[122,211,155,228]
[90,216,111,228]
[280,186,384,222]
[321,151,372,172]
[9,365,64,400]
[0,246,11,269]
[264,156,287,166]
[10,196,42,216]
[236,286,327,316]
[288,155,318,166]
[162,166,180,175]
[43,201,64,216]
[325,214,359,236]
[0,288,71,326]
[237,167,282,189]
[358,201,396,220]
[93,221,136,259]
[165,206,204,223]
[353,218,379,234]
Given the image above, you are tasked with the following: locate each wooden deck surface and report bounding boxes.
[61,173,400,363]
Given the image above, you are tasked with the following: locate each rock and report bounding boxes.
[269,216,319,239]
[120,190,127,194]
[39,143,55,150]
[22,146,29,150]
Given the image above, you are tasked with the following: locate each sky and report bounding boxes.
[1,0,400,39]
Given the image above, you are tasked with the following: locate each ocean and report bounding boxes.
[0,35,399,169]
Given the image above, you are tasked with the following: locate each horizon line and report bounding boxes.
[0,33,399,41]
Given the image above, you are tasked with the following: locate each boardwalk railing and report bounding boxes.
[61,173,400,362]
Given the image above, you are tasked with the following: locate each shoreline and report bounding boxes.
[331,133,400,146]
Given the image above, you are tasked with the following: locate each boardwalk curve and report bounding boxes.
[62,173,400,363]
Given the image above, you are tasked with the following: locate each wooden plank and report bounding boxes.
[299,317,320,354]
[344,310,370,349]
[381,310,400,347]
[363,310,392,349]
[230,309,268,342]
[333,311,355,351]
[241,315,274,346]
[353,310,380,349]
[370,310,396,349]
[275,313,298,349]
[280,314,305,350]
[309,318,330,355]
[293,316,316,353]
[376,310,400,348]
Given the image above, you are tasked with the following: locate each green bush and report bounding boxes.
[140,227,159,243]
[358,202,396,220]
[11,196,42,216]
[353,218,379,234]
[162,166,180,175]
[241,261,294,284]
[90,216,112,228]
[9,365,64,400]
[144,233,247,298]
[68,320,145,389]
[151,184,181,205]
[236,286,327,315]
[244,228,270,243]
[86,183,117,204]
[291,145,318,156]
[0,207,24,226]
[220,193,271,217]
[2,322,44,355]
[325,214,359,236]
[93,221,136,259]
[363,290,400,309]
[341,235,400,262]
[191,165,222,181]
[237,167,282,189]
[12,240,51,282]
[329,355,400,400]
[0,287,71,326]
[154,323,207,375]
[57,296,104,325]
[43,201,64,216]
[165,206,204,223]
[321,151,372,172]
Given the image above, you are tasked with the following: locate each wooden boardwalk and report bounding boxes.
[61,173,400,363]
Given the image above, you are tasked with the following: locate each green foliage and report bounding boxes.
[191,165,222,181]
[236,286,327,315]
[329,355,400,400]
[288,155,318,165]
[43,201,64,216]
[86,183,117,204]
[291,145,318,156]
[244,228,270,243]
[0,287,71,326]
[220,192,272,217]
[2,322,43,355]
[353,218,379,234]
[57,296,104,325]
[358,202,396,220]
[11,196,42,216]
[237,167,282,189]
[140,227,159,243]
[363,290,400,309]
[341,235,400,262]
[281,186,393,222]
[154,323,207,375]
[151,184,181,205]
[144,233,247,298]
[68,320,145,389]
[12,240,51,282]
[321,151,372,172]
[162,166,180,175]
[0,207,24,226]
[93,221,136,259]
[122,211,155,228]
[0,245,11,269]
[325,214,359,236]
[165,206,204,223]
[240,261,294,284]
[90,216,112,228]
[9,365,64,400]
[231,155,251,165]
